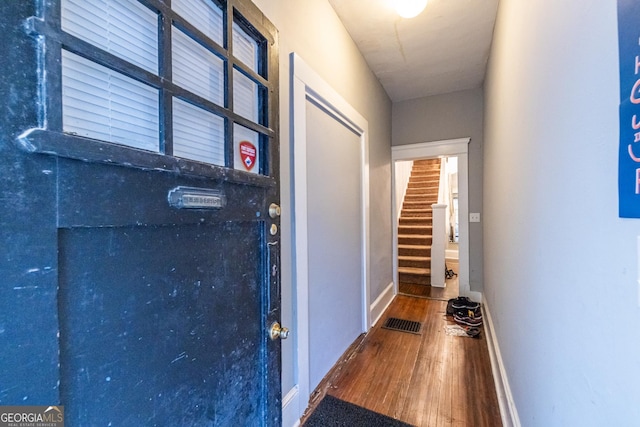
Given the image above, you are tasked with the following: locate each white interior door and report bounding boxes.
[306,98,363,391]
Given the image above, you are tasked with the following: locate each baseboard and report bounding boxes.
[369,281,395,327]
[282,385,301,427]
[482,298,521,427]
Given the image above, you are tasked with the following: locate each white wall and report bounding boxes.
[394,160,413,220]
[484,0,640,425]
[251,0,392,414]
[392,88,484,292]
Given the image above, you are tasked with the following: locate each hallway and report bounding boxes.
[303,295,502,426]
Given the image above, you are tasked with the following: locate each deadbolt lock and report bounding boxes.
[269,203,281,218]
[269,322,290,340]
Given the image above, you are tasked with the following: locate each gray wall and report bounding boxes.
[252,0,393,401]
[484,0,640,424]
[392,88,484,292]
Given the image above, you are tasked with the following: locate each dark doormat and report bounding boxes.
[303,394,414,427]
[382,317,422,334]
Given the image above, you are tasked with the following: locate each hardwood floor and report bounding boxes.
[399,259,460,300]
[302,294,502,427]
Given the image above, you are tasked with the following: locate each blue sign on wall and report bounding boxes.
[618,0,640,217]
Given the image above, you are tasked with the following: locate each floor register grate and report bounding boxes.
[382,317,422,334]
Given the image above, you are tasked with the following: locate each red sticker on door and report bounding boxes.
[239,141,257,171]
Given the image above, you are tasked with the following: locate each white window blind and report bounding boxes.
[232,22,258,72]
[173,98,225,166]
[61,50,159,152]
[172,26,224,106]
[172,0,224,46]
[233,69,259,123]
[61,0,158,74]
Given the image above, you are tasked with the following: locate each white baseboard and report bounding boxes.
[482,298,521,427]
[370,281,395,327]
[282,385,301,427]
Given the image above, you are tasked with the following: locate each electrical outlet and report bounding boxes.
[470,213,481,223]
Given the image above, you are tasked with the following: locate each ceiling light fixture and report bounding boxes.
[395,0,428,18]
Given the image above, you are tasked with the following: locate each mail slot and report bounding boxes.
[168,186,226,209]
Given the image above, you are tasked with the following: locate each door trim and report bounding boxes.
[286,52,370,424]
[391,138,480,300]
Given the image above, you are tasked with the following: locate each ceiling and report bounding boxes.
[327,0,499,102]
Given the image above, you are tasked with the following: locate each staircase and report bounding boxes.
[398,159,441,286]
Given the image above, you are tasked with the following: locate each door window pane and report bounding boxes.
[61,0,158,74]
[233,69,259,123]
[172,26,224,106]
[172,0,224,46]
[232,21,258,73]
[173,98,225,166]
[62,50,159,152]
[233,124,260,174]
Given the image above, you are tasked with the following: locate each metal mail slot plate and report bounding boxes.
[168,186,226,209]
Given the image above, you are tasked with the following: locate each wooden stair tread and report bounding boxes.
[402,204,437,210]
[398,266,431,275]
[398,244,431,249]
[409,179,439,183]
[399,222,432,227]
[398,255,430,262]
[398,225,433,231]
[404,197,437,200]
[403,201,436,205]
[403,203,437,207]
[401,208,432,213]
[405,190,438,194]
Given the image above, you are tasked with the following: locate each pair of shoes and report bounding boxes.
[454,306,482,320]
[446,296,479,316]
[454,312,483,327]
[451,296,479,310]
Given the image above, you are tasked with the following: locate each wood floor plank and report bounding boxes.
[315,295,502,427]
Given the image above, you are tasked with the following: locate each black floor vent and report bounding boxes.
[382,317,422,334]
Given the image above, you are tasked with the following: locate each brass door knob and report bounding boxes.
[269,322,289,340]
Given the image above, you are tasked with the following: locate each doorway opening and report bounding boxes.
[391,138,476,301]
[395,156,460,299]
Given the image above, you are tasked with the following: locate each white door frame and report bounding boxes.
[391,138,480,300]
[285,52,370,424]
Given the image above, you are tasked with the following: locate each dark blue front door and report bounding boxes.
[0,1,282,425]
